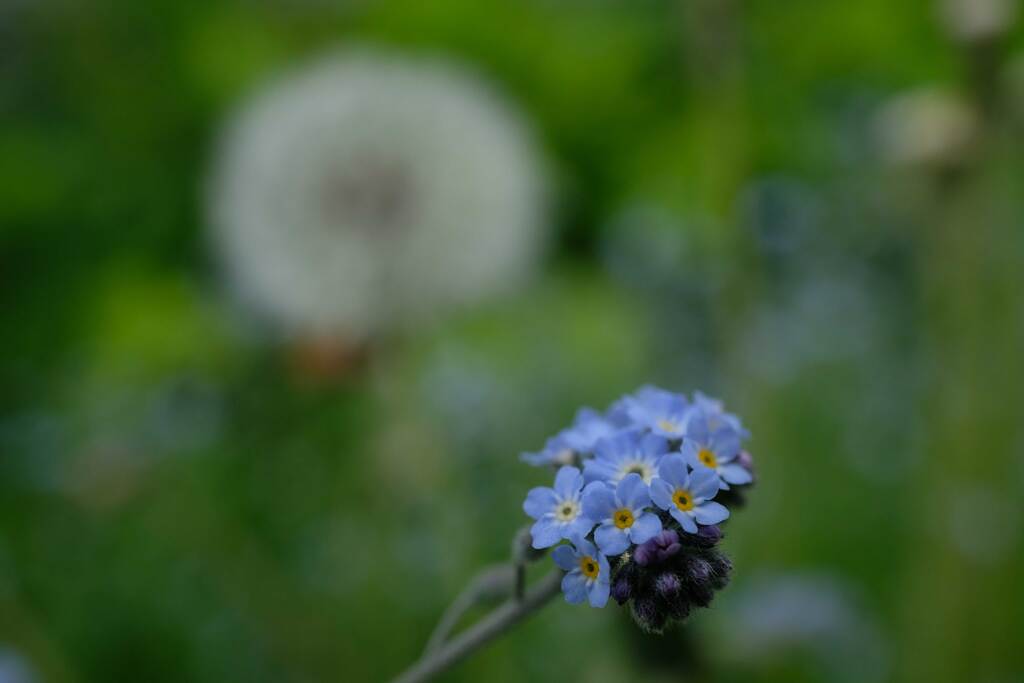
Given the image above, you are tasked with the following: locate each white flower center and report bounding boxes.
[553,448,575,465]
[617,460,655,484]
[657,418,682,434]
[555,499,580,522]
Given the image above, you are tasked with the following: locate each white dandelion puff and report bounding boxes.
[872,87,977,169]
[938,0,1017,45]
[208,47,548,340]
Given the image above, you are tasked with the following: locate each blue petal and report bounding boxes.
[523,487,557,519]
[588,579,610,608]
[574,536,599,558]
[598,552,610,577]
[629,512,662,545]
[582,482,616,521]
[671,508,698,533]
[686,411,710,441]
[649,478,674,511]
[690,468,721,500]
[582,458,618,484]
[562,408,619,453]
[574,407,604,424]
[593,430,641,464]
[680,449,703,472]
[719,463,753,485]
[520,436,570,466]
[552,545,577,571]
[594,523,631,555]
[530,518,563,549]
[561,571,588,604]
[657,453,689,489]
[567,515,596,539]
[711,428,741,460]
[520,451,549,466]
[640,433,670,458]
[616,473,650,510]
[694,501,730,525]
[553,466,583,498]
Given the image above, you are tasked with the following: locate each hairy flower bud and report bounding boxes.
[655,572,682,598]
[685,556,713,585]
[611,576,633,605]
[680,524,723,548]
[631,595,668,634]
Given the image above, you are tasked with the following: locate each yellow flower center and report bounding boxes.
[657,419,681,434]
[579,555,600,579]
[698,448,718,469]
[613,507,635,529]
[673,488,694,512]
[555,500,579,522]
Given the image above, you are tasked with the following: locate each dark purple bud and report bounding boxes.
[666,594,692,621]
[697,524,723,546]
[681,524,722,548]
[708,554,733,590]
[655,572,682,598]
[631,596,668,634]
[634,529,682,567]
[633,543,653,567]
[611,577,633,605]
[686,580,715,608]
[685,557,712,585]
[658,542,682,563]
[738,450,755,474]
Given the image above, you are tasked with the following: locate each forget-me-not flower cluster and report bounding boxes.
[520,385,755,630]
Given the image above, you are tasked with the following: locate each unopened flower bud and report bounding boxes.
[631,596,668,634]
[737,450,755,473]
[680,524,723,549]
[655,572,682,598]
[634,529,682,567]
[611,576,633,605]
[685,556,713,585]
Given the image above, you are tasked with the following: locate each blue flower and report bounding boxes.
[617,386,692,439]
[522,466,595,548]
[583,430,669,485]
[650,454,729,533]
[521,407,619,466]
[582,473,663,555]
[552,537,610,607]
[692,391,750,440]
[681,413,751,488]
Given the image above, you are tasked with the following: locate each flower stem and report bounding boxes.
[423,564,515,655]
[392,569,564,683]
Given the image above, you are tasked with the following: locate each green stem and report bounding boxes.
[392,569,563,683]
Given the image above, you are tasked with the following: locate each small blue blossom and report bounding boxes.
[583,473,663,555]
[583,430,669,485]
[692,391,750,440]
[681,413,751,488]
[521,407,618,466]
[617,386,691,439]
[523,466,595,548]
[552,537,610,607]
[650,454,729,533]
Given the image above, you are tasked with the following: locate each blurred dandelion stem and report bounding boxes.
[393,569,563,683]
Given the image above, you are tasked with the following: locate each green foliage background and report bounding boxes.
[3,1,1023,681]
